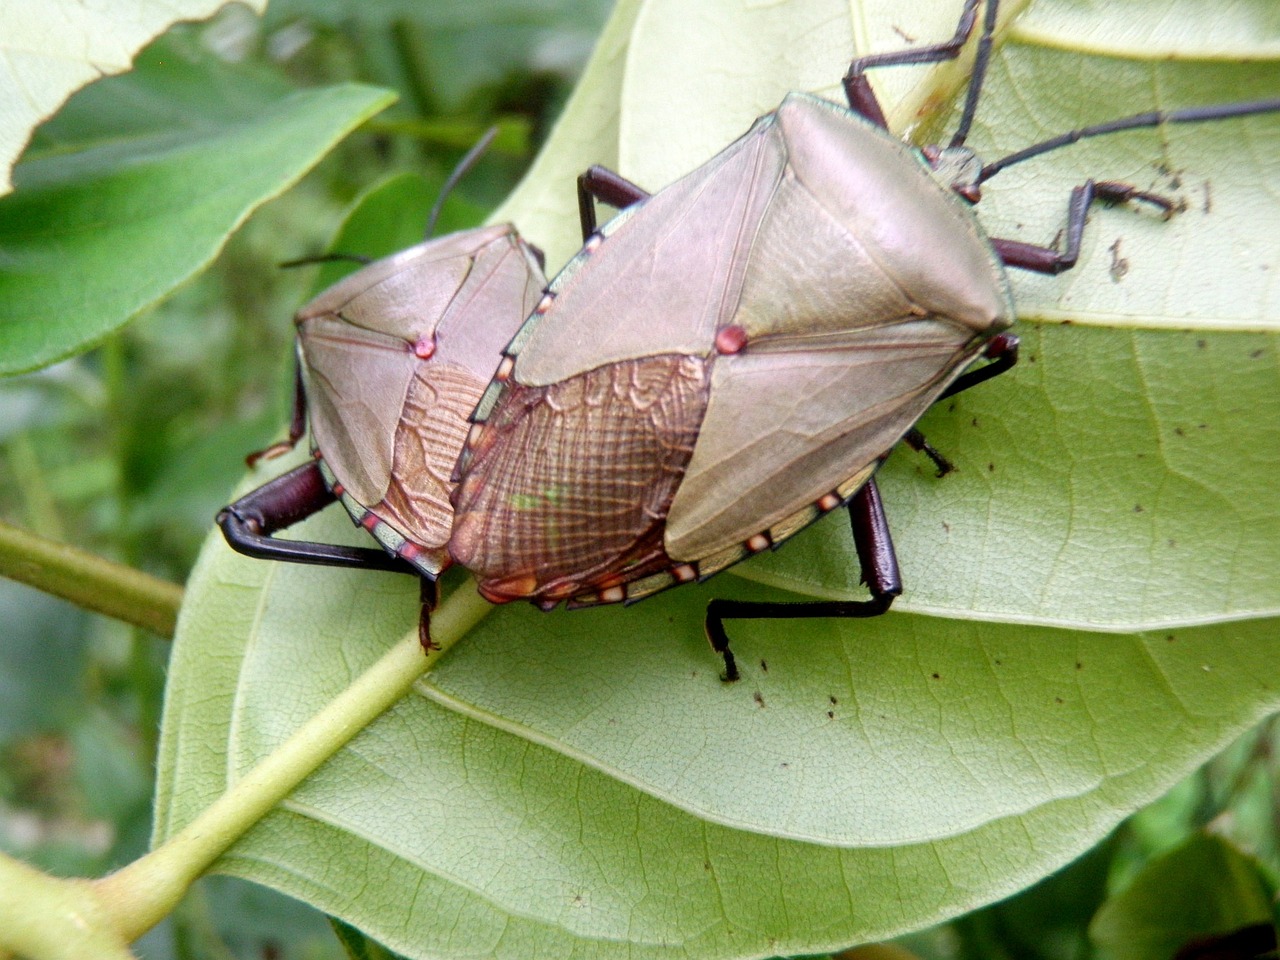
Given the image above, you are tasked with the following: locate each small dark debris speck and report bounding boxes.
[827,710,835,719]
[1250,348,1265,359]
[1133,504,1144,513]
[931,672,941,680]
[829,695,838,705]
[754,691,766,708]
[1076,661,1084,670]
[1055,697,1064,704]
[760,659,768,673]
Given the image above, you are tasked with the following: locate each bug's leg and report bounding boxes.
[577,166,650,239]
[940,331,1020,399]
[900,332,1018,476]
[419,577,441,653]
[218,461,415,573]
[704,479,902,683]
[993,180,1177,275]
[246,356,307,467]
[843,0,989,132]
[903,428,954,477]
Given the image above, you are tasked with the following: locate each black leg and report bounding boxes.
[577,165,650,239]
[842,0,988,131]
[940,331,1020,399]
[218,461,416,574]
[899,332,1017,476]
[993,180,1176,275]
[903,428,954,476]
[246,356,308,467]
[704,479,902,683]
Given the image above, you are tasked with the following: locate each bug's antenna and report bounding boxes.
[278,252,373,269]
[426,125,501,240]
[949,0,1000,148]
[978,97,1280,183]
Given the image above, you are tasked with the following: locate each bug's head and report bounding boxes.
[921,144,983,204]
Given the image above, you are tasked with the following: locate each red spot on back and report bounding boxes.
[715,325,748,355]
[414,336,437,359]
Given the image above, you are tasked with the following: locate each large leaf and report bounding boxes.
[0,45,395,374]
[159,0,1280,957]
[0,0,266,196]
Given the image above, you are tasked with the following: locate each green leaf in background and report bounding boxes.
[262,0,612,113]
[1089,833,1275,960]
[159,0,1280,957]
[0,0,266,196]
[0,44,395,375]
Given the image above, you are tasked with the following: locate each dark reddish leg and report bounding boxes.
[993,181,1176,275]
[577,165,650,239]
[218,461,415,574]
[843,0,990,135]
[704,479,902,682]
[246,357,308,467]
[419,578,441,653]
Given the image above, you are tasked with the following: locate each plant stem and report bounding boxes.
[92,582,493,943]
[0,519,184,637]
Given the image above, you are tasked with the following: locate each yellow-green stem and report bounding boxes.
[93,583,493,943]
[0,519,184,637]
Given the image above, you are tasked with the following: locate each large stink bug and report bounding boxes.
[450,0,1280,679]
[218,144,547,641]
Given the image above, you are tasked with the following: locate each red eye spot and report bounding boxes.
[715,325,748,355]
[414,336,437,359]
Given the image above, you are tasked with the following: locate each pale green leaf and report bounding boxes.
[160,0,1280,956]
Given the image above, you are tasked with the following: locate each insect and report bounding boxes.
[218,136,547,645]
[448,0,1280,680]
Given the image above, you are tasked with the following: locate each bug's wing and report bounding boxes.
[663,94,1014,564]
[299,223,515,344]
[299,319,414,511]
[299,226,545,569]
[449,355,709,604]
[500,114,790,388]
[664,324,983,562]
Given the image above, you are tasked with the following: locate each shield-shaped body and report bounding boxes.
[451,93,1014,605]
[296,223,546,577]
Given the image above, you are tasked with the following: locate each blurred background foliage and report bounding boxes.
[0,1,608,955]
[0,1,1277,958]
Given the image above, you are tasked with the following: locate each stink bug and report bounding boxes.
[450,0,1280,679]
[218,136,547,644]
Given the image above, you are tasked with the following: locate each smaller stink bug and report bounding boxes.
[218,135,547,645]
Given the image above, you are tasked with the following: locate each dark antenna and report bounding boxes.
[979,97,1280,183]
[425,125,500,240]
[949,0,1000,148]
